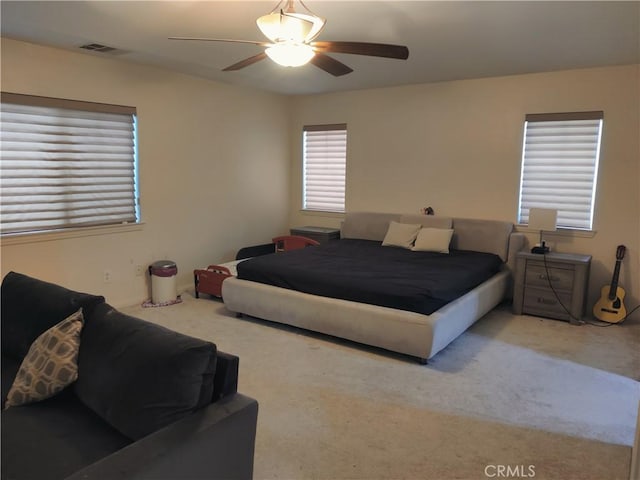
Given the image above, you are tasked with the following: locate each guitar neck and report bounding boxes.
[608,260,622,300]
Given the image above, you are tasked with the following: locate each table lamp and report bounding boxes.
[528,208,557,254]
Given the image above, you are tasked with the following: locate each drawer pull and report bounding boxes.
[537,297,557,305]
[538,274,559,281]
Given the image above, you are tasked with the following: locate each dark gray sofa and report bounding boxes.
[1,272,258,480]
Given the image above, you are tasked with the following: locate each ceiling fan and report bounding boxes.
[169,0,409,76]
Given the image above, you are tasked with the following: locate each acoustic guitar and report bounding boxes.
[593,245,627,323]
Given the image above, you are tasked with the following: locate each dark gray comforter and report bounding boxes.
[237,239,502,315]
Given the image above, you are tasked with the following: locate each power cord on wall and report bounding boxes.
[540,252,639,326]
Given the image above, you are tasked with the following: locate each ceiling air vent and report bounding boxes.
[78,43,127,55]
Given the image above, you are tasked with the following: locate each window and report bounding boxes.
[1,93,138,235]
[518,111,603,230]
[303,124,347,213]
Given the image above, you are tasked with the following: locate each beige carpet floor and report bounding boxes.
[123,294,639,480]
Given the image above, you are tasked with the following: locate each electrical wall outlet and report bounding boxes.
[135,264,144,277]
[103,270,112,283]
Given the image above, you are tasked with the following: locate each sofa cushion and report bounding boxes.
[75,303,218,440]
[1,272,104,360]
[6,309,84,408]
[2,356,21,408]
[1,388,130,480]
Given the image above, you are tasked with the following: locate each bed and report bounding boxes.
[222,212,525,363]
[193,236,318,298]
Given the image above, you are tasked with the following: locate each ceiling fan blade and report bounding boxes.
[168,37,269,47]
[223,52,269,72]
[311,41,409,60]
[310,53,353,76]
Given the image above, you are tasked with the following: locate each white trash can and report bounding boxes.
[149,260,178,304]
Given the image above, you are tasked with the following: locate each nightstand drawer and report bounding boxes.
[523,287,573,319]
[513,251,591,324]
[525,265,574,291]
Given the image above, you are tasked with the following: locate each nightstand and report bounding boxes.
[513,251,592,325]
[289,226,340,244]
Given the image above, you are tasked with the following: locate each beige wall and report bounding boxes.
[0,38,291,307]
[289,65,640,320]
[2,37,638,319]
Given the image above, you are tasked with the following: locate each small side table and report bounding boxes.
[289,226,340,244]
[513,251,591,325]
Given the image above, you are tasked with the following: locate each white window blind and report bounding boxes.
[303,124,347,213]
[1,93,138,235]
[518,111,603,230]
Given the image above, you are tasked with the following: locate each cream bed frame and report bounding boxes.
[222,213,524,363]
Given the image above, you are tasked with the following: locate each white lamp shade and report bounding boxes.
[257,12,309,43]
[257,13,306,43]
[257,7,325,44]
[528,208,558,232]
[265,43,315,67]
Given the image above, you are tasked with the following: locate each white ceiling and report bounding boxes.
[2,1,639,96]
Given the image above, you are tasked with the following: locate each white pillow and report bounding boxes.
[412,228,454,253]
[381,221,421,249]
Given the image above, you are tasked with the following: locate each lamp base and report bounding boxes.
[531,241,549,254]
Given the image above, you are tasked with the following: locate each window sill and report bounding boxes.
[515,225,596,238]
[299,209,345,219]
[1,222,145,246]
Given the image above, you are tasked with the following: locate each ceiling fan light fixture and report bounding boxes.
[265,43,315,67]
[170,0,409,77]
[257,12,306,43]
[257,0,325,43]
[257,11,323,43]
[287,12,325,42]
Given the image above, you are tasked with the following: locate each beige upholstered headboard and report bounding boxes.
[450,218,513,262]
[340,212,523,265]
[341,212,452,241]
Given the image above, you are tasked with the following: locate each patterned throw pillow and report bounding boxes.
[5,308,84,408]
